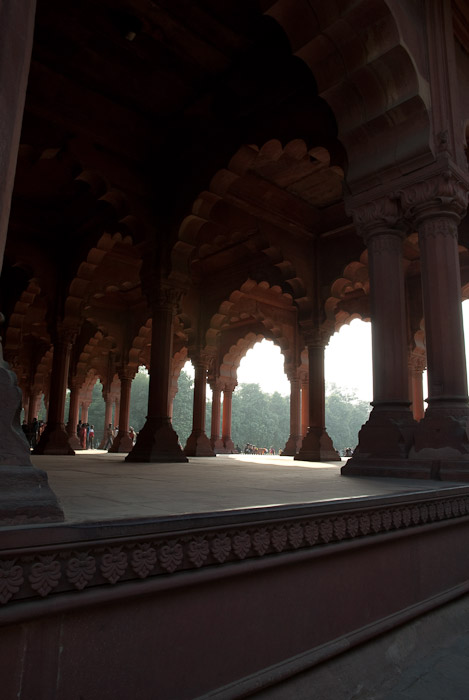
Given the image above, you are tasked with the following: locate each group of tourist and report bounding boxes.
[243,443,275,455]
[77,421,95,449]
[21,417,45,448]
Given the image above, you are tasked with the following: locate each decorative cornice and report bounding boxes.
[1,491,469,607]
[399,171,469,225]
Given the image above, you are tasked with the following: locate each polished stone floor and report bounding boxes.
[32,451,465,524]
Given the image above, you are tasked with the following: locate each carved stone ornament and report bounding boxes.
[400,171,469,225]
[1,493,469,608]
[152,284,183,312]
[349,195,404,241]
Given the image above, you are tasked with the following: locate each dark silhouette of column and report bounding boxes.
[221,379,236,453]
[296,332,340,462]
[0,0,63,522]
[342,196,417,476]
[34,327,76,455]
[99,388,115,449]
[126,286,187,462]
[301,370,309,438]
[185,354,215,457]
[210,380,224,453]
[66,381,81,450]
[109,369,135,453]
[402,173,469,478]
[283,372,302,455]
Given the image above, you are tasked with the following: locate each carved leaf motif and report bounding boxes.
[288,524,304,549]
[346,516,359,537]
[0,560,24,604]
[371,512,381,533]
[131,544,157,578]
[304,522,319,545]
[188,538,209,568]
[233,533,251,560]
[437,503,445,520]
[333,518,346,540]
[428,503,437,521]
[411,506,421,525]
[381,511,392,531]
[359,514,371,536]
[420,505,429,523]
[159,542,183,573]
[402,508,411,527]
[320,520,333,543]
[271,527,288,552]
[211,534,231,563]
[458,499,467,515]
[392,510,402,529]
[100,548,128,584]
[252,529,270,556]
[66,552,96,590]
[29,556,61,597]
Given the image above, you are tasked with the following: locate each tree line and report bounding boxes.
[68,369,370,454]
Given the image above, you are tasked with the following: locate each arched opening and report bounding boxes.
[325,319,372,455]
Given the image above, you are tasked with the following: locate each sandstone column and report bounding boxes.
[34,326,75,455]
[221,379,237,453]
[301,370,309,438]
[210,379,224,453]
[66,380,82,450]
[296,332,340,462]
[0,0,63,521]
[185,354,215,457]
[109,369,135,453]
[402,172,469,478]
[126,286,187,462]
[409,352,426,423]
[342,196,417,476]
[283,371,302,455]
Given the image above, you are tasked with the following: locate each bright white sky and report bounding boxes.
[183,301,469,402]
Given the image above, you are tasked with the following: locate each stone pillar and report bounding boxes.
[402,172,469,478]
[114,397,120,429]
[341,196,417,476]
[296,334,340,462]
[409,352,426,423]
[33,327,75,455]
[109,370,135,453]
[66,381,82,450]
[283,372,302,455]
[126,287,187,462]
[80,400,91,425]
[27,392,42,425]
[210,380,224,453]
[99,389,115,449]
[301,370,309,438]
[0,1,63,522]
[185,355,215,456]
[221,379,237,453]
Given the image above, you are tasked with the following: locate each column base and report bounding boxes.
[210,437,225,453]
[0,465,65,524]
[341,457,437,479]
[222,437,235,454]
[33,423,75,455]
[109,432,134,453]
[283,434,303,456]
[125,417,188,463]
[68,434,82,450]
[184,429,215,457]
[294,428,340,462]
[350,404,416,461]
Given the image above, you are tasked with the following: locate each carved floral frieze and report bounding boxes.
[1,493,469,606]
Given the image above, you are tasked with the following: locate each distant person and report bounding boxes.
[104,423,113,450]
[88,425,95,449]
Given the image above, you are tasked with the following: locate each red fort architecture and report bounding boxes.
[2,1,469,698]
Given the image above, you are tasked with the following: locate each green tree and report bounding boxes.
[325,383,371,454]
[172,370,194,446]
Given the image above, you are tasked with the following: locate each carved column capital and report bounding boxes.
[400,171,469,227]
[149,282,183,313]
[222,379,238,394]
[302,323,334,349]
[408,351,427,374]
[348,195,405,242]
